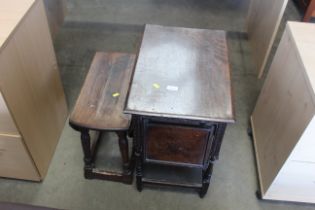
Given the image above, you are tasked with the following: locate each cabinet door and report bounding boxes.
[0,134,40,181]
[0,92,19,135]
[144,122,213,166]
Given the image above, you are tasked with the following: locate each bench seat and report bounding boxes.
[69,52,136,184]
[70,52,135,130]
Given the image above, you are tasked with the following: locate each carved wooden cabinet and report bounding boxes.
[144,120,214,165]
[251,22,315,203]
[0,0,67,181]
[125,25,234,197]
[133,116,228,197]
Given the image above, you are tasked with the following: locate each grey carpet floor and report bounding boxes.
[1,0,315,210]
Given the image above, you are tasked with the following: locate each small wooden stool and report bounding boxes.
[69,52,136,184]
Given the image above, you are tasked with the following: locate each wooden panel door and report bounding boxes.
[145,124,211,166]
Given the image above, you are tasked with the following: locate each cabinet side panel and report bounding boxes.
[0,134,40,181]
[0,91,19,135]
[0,0,36,49]
[251,28,315,193]
[247,0,288,78]
[0,0,68,178]
[264,116,315,203]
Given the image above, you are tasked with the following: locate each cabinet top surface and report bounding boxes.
[0,0,35,50]
[125,24,234,123]
[287,21,315,95]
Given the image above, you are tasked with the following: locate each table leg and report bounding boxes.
[116,131,130,174]
[200,162,214,198]
[128,117,136,138]
[134,117,143,191]
[136,155,143,191]
[79,128,94,179]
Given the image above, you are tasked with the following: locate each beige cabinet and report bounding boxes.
[251,22,315,203]
[0,0,68,181]
[247,0,288,78]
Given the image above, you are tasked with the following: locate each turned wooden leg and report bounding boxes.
[134,117,143,192]
[135,134,143,191]
[116,131,130,174]
[80,128,93,179]
[136,151,143,192]
[199,162,214,198]
[128,117,136,138]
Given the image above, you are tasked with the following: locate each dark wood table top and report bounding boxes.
[70,52,135,130]
[125,24,234,123]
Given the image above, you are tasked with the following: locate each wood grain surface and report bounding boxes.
[0,134,40,181]
[125,25,234,123]
[0,0,68,179]
[70,52,136,130]
[247,0,288,78]
[0,0,35,50]
[145,124,209,165]
[287,22,315,95]
[251,22,315,202]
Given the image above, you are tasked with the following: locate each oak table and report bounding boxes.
[125,24,235,197]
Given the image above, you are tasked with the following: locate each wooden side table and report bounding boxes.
[125,25,235,197]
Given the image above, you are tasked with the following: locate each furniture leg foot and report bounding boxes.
[135,150,143,192]
[83,167,94,179]
[79,128,96,180]
[199,182,209,198]
[199,162,213,198]
[247,126,253,139]
[136,176,143,192]
[256,190,262,199]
